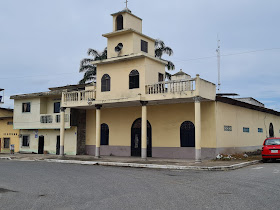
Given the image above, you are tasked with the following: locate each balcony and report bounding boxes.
[62,90,96,107]
[40,114,70,124]
[61,76,216,108]
[146,79,195,95]
[39,114,70,129]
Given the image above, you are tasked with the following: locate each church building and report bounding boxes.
[58,8,280,162]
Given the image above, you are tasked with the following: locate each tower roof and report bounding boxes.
[172,69,190,76]
[111,9,142,20]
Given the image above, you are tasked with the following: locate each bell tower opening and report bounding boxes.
[116,15,123,31]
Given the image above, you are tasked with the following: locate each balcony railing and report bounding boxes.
[146,79,195,95]
[62,90,95,105]
[40,114,69,124]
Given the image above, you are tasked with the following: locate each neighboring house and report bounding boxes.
[10,84,94,155]
[58,8,280,161]
[0,108,19,153]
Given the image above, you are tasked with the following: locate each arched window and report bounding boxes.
[180,121,195,147]
[116,15,123,31]
[101,123,109,145]
[269,123,274,137]
[129,70,139,89]
[101,74,111,92]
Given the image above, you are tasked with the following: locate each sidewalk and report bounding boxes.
[0,153,261,171]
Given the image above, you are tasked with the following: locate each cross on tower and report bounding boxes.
[125,0,128,8]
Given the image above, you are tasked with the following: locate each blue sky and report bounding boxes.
[0,0,280,110]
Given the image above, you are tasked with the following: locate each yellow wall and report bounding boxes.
[95,57,165,101]
[86,102,216,148]
[107,33,134,58]
[19,127,77,155]
[112,12,142,33]
[0,109,19,153]
[216,102,280,149]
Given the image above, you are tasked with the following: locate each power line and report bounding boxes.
[173,47,280,63]
[0,47,280,80]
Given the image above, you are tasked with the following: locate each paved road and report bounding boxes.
[0,160,279,210]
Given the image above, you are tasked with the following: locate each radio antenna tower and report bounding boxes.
[216,35,221,92]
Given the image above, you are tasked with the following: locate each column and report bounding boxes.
[60,107,66,156]
[194,97,201,163]
[95,105,102,158]
[141,101,148,159]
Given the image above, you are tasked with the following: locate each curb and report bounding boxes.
[0,157,12,160]
[42,159,261,171]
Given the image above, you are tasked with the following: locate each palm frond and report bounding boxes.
[87,48,99,58]
[79,65,96,73]
[166,60,175,70]
[165,71,172,80]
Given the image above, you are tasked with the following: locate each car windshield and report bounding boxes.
[265,139,280,145]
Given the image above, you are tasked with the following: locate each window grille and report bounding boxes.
[129,70,139,89]
[243,127,250,133]
[258,128,263,133]
[224,125,232,131]
[40,115,53,123]
[141,40,148,53]
[101,74,111,92]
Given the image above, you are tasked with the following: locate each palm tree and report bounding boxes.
[79,48,107,84]
[79,39,175,83]
[155,39,175,79]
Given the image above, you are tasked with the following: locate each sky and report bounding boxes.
[0,0,280,110]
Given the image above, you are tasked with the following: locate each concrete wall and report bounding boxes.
[85,102,216,159]
[0,118,20,153]
[216,101,280,154]
[107,33,134,58]
[19,127,77,155]
[13,97,70,129]
[112,12,142,33]
[95,57,165,101]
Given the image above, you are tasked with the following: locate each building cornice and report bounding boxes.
[102,28,155,41]
[91,53,168,66]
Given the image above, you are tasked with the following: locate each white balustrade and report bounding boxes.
[63,90,96,105]
[146,79,195,95]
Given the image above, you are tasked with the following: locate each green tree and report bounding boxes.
[155,39,175,79]
[79,39,175,83]
[79,48,107,84]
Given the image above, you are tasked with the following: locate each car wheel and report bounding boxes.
[262,158,268,163]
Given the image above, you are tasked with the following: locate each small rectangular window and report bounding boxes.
[54,102,61,113]
[7,121,13,125]
[4,138,10,148]
[141,40,148,53]
[22,135,30,147]
[243,127,250,133]
[258,128,263,133]
[158,73,164,82]
[22,102,31,113]
[224,125,232,131]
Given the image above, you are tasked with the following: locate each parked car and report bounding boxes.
[262,138,280,162]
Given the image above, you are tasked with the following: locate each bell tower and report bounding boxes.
[103,8,155,58]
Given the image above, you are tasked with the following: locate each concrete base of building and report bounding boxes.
[216,146,262,154]
[85,145,262,159]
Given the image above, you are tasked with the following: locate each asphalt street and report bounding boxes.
[0,160,279,210]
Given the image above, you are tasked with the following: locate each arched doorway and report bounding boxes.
[180,121,195,147]
[131,118,152,157]
[269,123,274,137]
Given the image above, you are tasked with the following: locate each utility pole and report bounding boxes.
[216,35,221,92]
